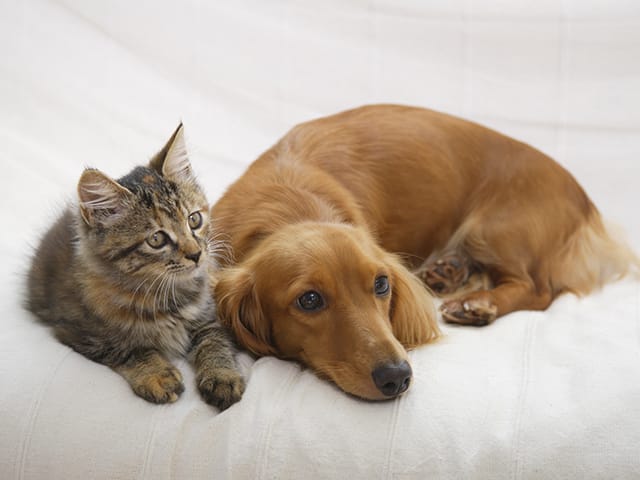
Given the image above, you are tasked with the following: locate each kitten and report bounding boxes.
[26,124,244,410]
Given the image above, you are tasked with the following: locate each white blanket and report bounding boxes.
[1,1,639,478]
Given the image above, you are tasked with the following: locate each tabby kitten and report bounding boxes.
[26,125,244,410]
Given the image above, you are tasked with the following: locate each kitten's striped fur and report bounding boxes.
[26,125,244,409]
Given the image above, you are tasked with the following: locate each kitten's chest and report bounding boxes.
[127,297,212,357]
[136,315,192,357]
[84,274,212,357]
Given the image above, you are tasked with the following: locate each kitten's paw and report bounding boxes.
[197,367,245,410]
[440,297,497,326]
[132,365,185,404]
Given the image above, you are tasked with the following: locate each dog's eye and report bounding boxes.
[374,275,390,296]
[297,291,325,312]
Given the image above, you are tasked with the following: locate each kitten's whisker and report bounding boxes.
[128,274,153,314]
[166,273,175,312]
[152,272,168,323]
[159,272,172,317]
[142,271,166,321]
[206,238,235,265]
[170,273,179,310]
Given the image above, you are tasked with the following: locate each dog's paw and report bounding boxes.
[131,365,185,404]
[440,297,497,326]
[418,255,471,294]
[197,367,245,411]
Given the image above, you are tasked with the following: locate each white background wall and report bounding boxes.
[1,0,639,265]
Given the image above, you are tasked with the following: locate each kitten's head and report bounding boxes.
[76,124,212,287]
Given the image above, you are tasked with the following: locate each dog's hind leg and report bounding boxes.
[415,254,475,294]
[435,208,555,325]
[440,276,553,326]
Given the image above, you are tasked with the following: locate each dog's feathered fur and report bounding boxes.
[212,104,637,399]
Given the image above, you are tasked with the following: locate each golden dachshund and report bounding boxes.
[211,105,637,400]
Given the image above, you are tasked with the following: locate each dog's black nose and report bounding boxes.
[371,361,412,397]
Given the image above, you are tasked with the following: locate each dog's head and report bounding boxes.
[215,222,440,400]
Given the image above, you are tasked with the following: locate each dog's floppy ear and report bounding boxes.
[214,265,276,357]
[387,255,441,349]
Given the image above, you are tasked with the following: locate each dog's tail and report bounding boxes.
[551,211,639,296]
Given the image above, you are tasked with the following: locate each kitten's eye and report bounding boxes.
[147,231,168,249]
[374,275,390,297]
[296,291,325,312]
[188,211,203,230]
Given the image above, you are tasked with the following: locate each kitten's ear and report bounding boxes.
[77,169,132,226]
[150,123,194,183]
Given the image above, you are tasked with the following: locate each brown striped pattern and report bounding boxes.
[26,126,244,408]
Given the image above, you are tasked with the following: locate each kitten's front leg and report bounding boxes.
[114,349,185,404]
[190,322,245,410]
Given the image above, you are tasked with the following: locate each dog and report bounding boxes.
[211,104,637,400]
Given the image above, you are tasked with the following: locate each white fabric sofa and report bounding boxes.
[1,1,639,478]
